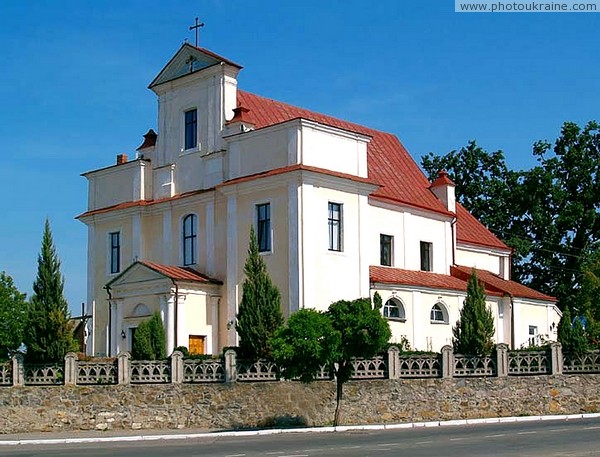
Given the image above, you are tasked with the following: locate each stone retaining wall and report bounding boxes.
[1,375,600,434]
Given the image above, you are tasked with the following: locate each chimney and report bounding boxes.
[430,170,456,213]
[225,104,255,135]
[116,154,128,165]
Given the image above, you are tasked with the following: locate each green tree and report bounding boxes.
[421,141,529,280]
[24,220,76,362]
[0,271,28,359]
[557,306,591,357]
[453,271,495,355]
[422,122,600,312]
[577,249,600,322]
[236,226,284,360]
[132,320,153,360]
[272,297,391,426]
[271,309,340,382]
[132,312,166,359]
[522,121,600,310]
[148,312,166,359]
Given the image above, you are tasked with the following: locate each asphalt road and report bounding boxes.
[2,418,600,457]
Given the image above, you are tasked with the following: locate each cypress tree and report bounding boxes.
[558,306,591,356]
[24,219,76,362]
[132,312,166,360]
[236,226,284,360]
[148,312,166,359]
[453,271,495,355]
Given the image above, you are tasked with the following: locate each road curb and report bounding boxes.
[1,413,599,446]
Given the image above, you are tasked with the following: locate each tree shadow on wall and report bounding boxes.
[227,414,309,431]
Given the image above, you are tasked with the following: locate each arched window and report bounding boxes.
[183,214,197,266]
[383,298,406,321]
[430,302,448,324]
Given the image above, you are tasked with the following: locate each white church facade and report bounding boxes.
[78,44,560,356]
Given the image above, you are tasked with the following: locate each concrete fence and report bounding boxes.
[3,342,599,388]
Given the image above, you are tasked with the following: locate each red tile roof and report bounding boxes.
[140,261,222,284]
[369,265,480,294]
[430,170,455,188]
[217,163,379,188]
[81,87,507,251]
[455,204,509,250]
[451,265,555,302]
[136,129,157,150]
[237,90,504,246]
[76,189,212,219]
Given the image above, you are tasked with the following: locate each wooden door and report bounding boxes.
[189,335,205,355]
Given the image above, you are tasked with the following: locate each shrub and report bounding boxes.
[453,271,495,355]
[132,312,166,360]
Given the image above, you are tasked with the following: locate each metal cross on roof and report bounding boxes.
[189,17,204,47]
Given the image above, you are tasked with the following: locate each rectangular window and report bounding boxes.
[184,109,198,150]
[380,234,393,266]
[183,214,197,266]
[328,202,343,251]
[420,241,432,271]
[529,325,538,336]
[109,231,120,274]
[256,203,271,252]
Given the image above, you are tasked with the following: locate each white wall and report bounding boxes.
[373,287,506,352]
[300,123,369,177]
[301,184,364,310]
[456,245,510,278]
[513,299,561,348]
[86,161,151,210]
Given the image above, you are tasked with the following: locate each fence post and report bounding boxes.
[496,343,509,377]
[441,345,454,379]
[550,342,563,375]
[387,346,400,379]
[171,350,184,383]
[64,352,78,385]
[117,352,131,385]
[224,349,237,383]
[12,353,24,387]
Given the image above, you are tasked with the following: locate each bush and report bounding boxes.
[174,346,189,357]
[132,320,153,360]
[132,312,166,360]
[453,271,495,355]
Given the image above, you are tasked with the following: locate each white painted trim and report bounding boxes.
[288,182,299,314]
[166,293,175,355]
[132,214,142,261]
[109,301,117,356]
[162,209,172,265]
[226,195,238,346]
[358,194,369,296]
[205,201,215,276]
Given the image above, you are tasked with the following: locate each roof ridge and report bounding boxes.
[237,89,394,138]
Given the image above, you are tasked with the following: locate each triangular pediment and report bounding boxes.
[149,44,242,89]
[107,262,169,288]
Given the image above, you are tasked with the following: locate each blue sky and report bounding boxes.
[0,1,598,314]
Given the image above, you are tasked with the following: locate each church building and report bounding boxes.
[78,43,560,356]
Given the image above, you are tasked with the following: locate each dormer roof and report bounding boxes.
[430,170,455,188]
[149,43,242,89]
